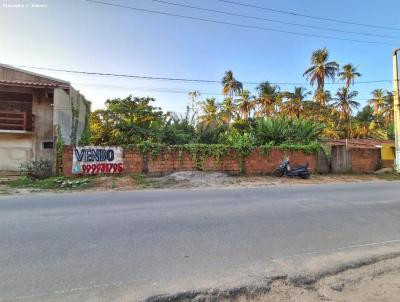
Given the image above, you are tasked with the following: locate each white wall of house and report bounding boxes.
[0,133,33,171]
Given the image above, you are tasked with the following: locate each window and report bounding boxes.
[42,141,54,149]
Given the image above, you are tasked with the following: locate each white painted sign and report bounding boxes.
[72,146,124,175]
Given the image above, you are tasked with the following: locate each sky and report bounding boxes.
[1,0,399,114]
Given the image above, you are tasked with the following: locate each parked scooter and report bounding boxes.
[274,158,310,179]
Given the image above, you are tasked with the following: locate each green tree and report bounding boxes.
[237,90,255,119]
[338,63,361,89]
[90,96,164,144]
[332,87,360,137]
[353,105,374,138]
[281,87,311,118]
[368,88,386,116]
[255,81,281,117]
[313,89,332,106]
[199,97,219,127]
[220,97,237,124]
[382,92,394,126]
[222,70,243,99]
[303,48,339,91]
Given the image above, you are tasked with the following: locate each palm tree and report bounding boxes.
[313,89,332,106]
[220,97,237,124]
[303,48,339,91]
[353,105,374,138]
[222,70,243,99]
[332,87,360,137]
[255,81,281,117]
[338,63,361,89]
[187,90,201,126]
[333,88,360,121]
[381,92,394,126]
[368,89,386,115]
[237,90,255,119]
[199,97,219,126]
[281,87,311,118]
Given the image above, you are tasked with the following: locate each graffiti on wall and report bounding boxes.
[72,146,123,174]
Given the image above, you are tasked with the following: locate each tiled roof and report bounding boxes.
[328,139,394,149]
[0,79,70,89]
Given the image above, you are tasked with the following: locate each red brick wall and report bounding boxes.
[244,148,317,175]
[146,150,241,176]
[61,146,318,176]
[62,146,73,176]
[351,148,381,172]
[123,149,144,174]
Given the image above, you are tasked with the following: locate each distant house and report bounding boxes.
[0,63,90,174]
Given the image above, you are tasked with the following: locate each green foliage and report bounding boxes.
[156,115,196,145]
[90,96,164,145]
[7,176,91,189]
[70,95,80,146]
[387,123,395,140]
[252,117,323,145]
[55,125,64,176]
[79,100,92,145]
[19,160,52,179]
[78,127,92,145]
[195,123,227,144]
[222,129,254,157]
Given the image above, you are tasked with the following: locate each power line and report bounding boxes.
[217,0,400,32]
[84,0,396,46]
[75,83,393,95]
[151,0,398,40]
[13,64,393,86]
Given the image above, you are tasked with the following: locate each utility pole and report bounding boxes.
[393,48,400,172]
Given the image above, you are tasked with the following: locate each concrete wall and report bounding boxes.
[0,133,33,171]
[53,88,72,144]
[53,87,88,145]
[0,86,54,171]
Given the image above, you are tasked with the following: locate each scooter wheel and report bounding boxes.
[274,170,284,177]
[300,173,310,179]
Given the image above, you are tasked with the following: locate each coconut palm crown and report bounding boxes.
[338,63,361,89]
[222,70,243,99]
[303,48,339,91]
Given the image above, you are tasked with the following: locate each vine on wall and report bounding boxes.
[55,125,65,176]
[70,94,80,146]
[79,100,91,145]
[125,142,320,172]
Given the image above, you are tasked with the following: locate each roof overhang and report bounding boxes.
[0,79,70,89]
[0,63,70,85]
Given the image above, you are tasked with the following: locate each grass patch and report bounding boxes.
[131,173,162,189]
[5,176,92,190]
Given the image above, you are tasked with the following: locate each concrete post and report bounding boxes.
[393,48,400,172]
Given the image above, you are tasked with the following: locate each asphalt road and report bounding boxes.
[1,182,400,301]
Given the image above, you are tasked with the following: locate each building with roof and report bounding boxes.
[0,63,90,174]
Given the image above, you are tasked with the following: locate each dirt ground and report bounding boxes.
[1,172,400,195]
[148,254,400,302]
[87,171,400,192]
[256,256,400,302]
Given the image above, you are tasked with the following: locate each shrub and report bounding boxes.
[19,159,52,179]
[252,117,324,145]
